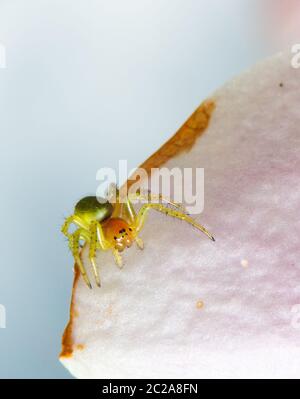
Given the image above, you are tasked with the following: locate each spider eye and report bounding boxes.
[129,228,132,231]
[114,236,117,240]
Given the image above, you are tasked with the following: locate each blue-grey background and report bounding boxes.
[0,0,291,378]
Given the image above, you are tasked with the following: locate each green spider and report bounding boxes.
[61,188,214,288]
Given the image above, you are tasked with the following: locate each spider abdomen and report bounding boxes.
[74,196,113,223]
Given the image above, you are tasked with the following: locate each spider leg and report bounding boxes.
[121,196,144,249]
[124,196,137,223]
[61,215,89,238]
[69,230,92,289]
[96,223,111,250]
[113,249,123,268]
[134,203,215,241]
[135,236,144,250]
[128,191,187,214]
[89,221,101,287]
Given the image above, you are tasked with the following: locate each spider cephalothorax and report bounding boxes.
[102,218,135,251]
[61,189,214,288]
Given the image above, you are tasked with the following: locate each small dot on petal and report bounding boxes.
[196,300,204,309]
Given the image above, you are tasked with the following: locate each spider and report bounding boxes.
[61,188,215,288]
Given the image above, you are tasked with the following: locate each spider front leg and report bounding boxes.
[93,221,124,274]
[113,249,123,268]
[135,236,144,250]
[89,221,101,287]
[128,191,188,214]
[122,196,144,250]
[134,203,215,241]
[69,229,92,289]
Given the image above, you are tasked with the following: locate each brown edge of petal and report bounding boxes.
[59,98,216,359]
[127,99,215,188]
[59,264,80,359]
